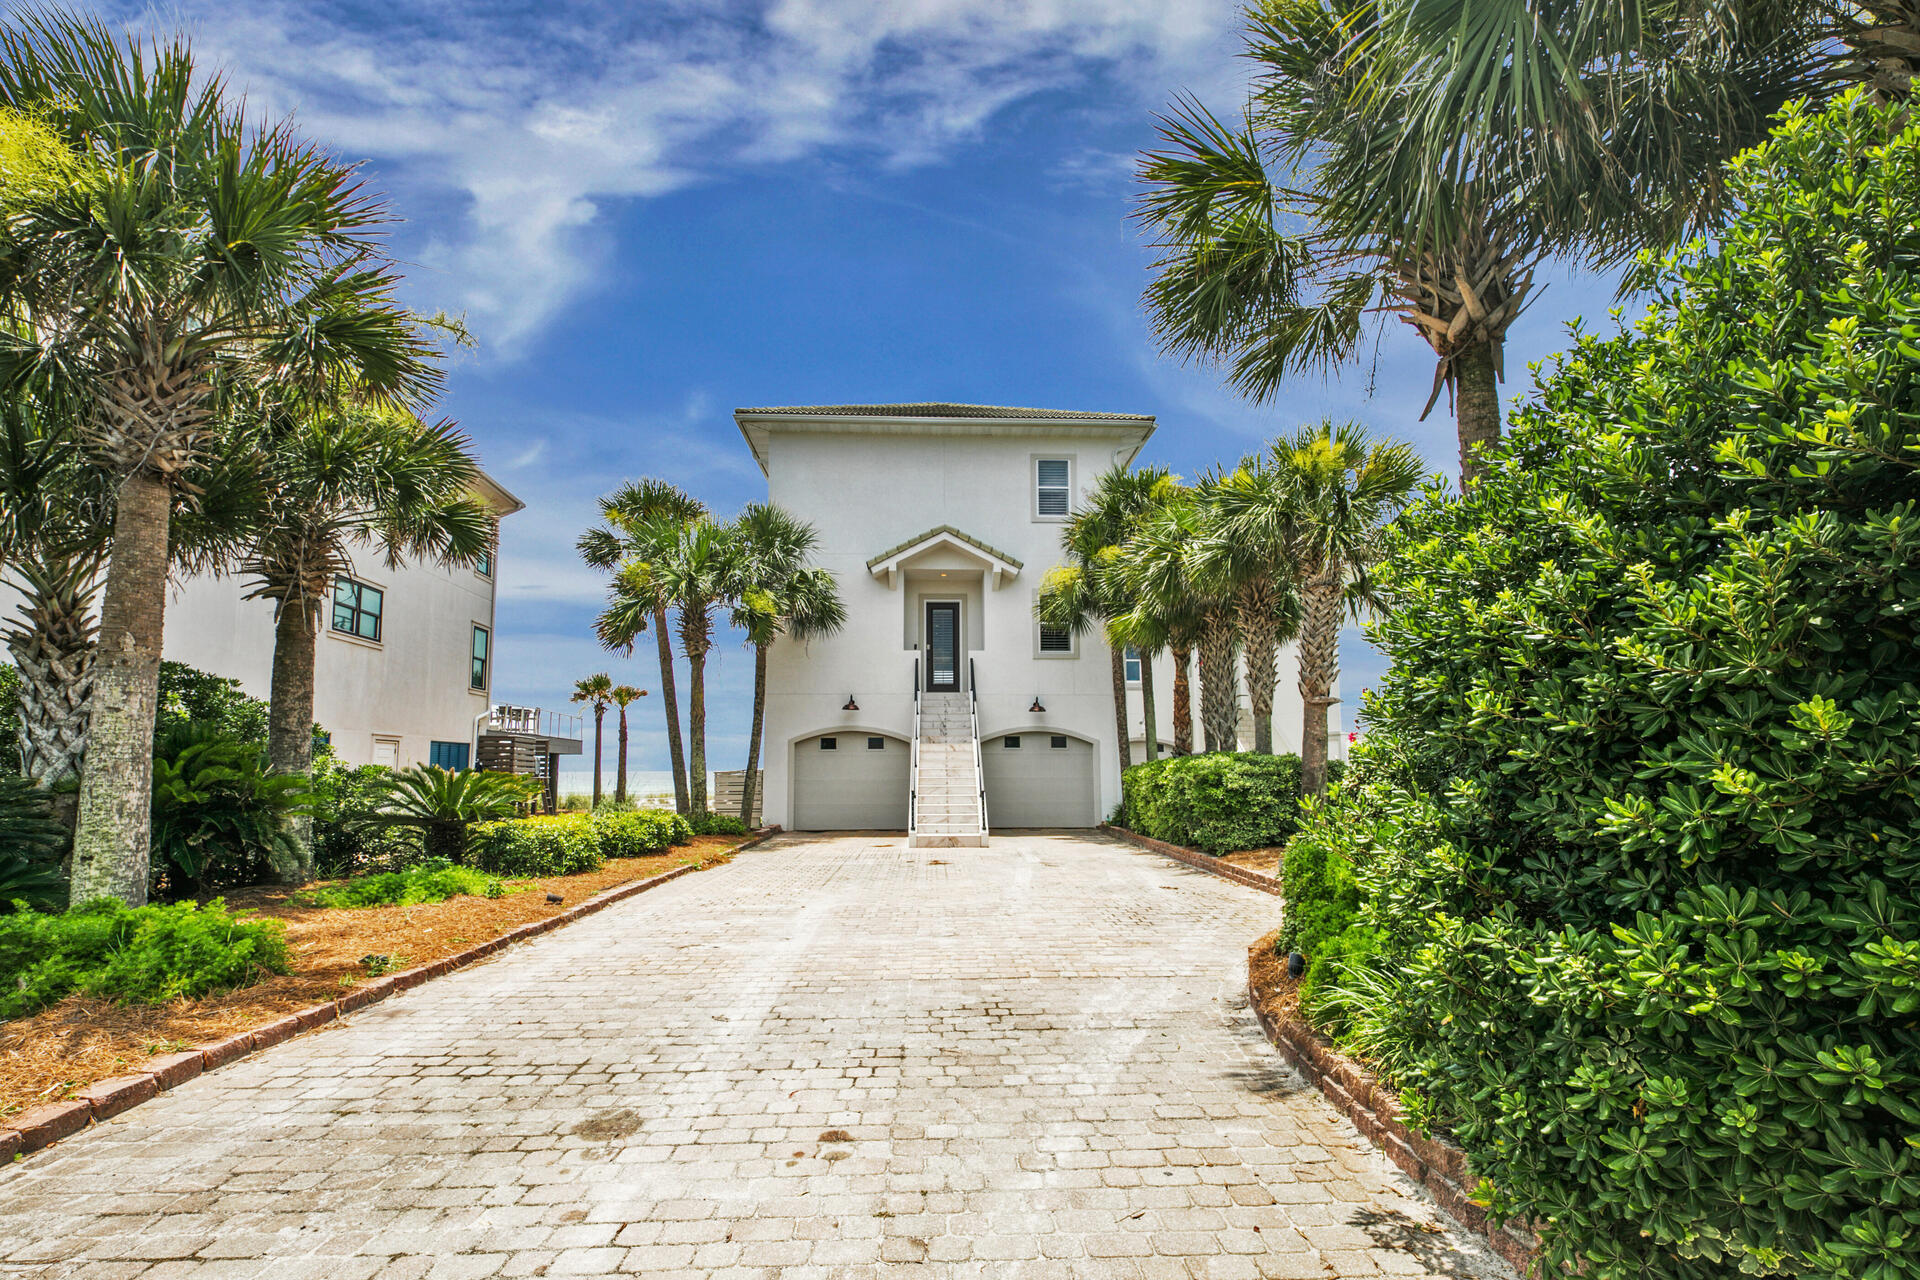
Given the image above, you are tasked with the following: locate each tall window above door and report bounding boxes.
[1035,458,1072,520]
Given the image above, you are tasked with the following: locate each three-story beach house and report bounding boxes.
[744,403,1341,843]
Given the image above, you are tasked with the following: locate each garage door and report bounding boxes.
[791,732,910,830]
[982,731,1098,828]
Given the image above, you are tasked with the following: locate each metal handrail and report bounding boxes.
[909,657,921,838]
[969,657,988,839]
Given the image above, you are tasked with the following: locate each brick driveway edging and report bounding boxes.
[1100,824,1281,895]
[1246,966,1540,1274]
[0,828,779,1166]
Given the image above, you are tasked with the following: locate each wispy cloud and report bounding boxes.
[105,0,1244,353]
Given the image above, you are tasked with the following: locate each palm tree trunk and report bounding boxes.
[1109,642,1132,775]
[591,708,605,807]
[1237,582,1280,755]
[1197,609,1239,753]
[740,643,767,826]
[1298,571,1342,797]
[4,550,100,787]
[1140,650,1159,762]
[1171,643,1193,756]
[615,708,629,804]
[70,472,171,907]
[684,613,710,815]
[267,598,318,882]
[653,606,690,814]
[1455,339,1501,488]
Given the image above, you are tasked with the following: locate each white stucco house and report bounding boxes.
[744,403,1341,840]
[159,470,582,796]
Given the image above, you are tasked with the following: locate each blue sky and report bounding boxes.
[99,0,1620,774]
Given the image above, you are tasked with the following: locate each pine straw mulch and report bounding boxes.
[1247,927,1302,1029]
[1217,847,1283,877]
[0,835,748,1120]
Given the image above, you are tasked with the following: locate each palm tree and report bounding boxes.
[1215,422,1421,795]
[608,684,645,805]
[1137,3,1542,488]
[572,674,614,808]
[239,405,492,880]
[646,521,738,818]
[1193,465,1310,755]
[0,13,441,907]
[0,393,104,787]
[729,504,845,826]
[579,479,708,814]
[1036,466,1176,774]
[1116,494,1243,753]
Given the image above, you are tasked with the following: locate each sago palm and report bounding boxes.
[571,673,615,809]
[239,403,492,879]
[579,478,708,814]
[608,684,645,806]
[0,13,440,906]
[1215,421,1420,795]
[362,764,531,864]
[729,504,843,826]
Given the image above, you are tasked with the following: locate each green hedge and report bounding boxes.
[1121,752,1305,853]
[594,809,693,856]
[690,810,749,837]
[468,815,606,876]
[0,899,289,1020]
[1297,93,1920,1280]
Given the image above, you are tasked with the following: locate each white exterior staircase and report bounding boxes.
[909,690,987,848]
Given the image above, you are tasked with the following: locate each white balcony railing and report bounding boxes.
[484,704,582,741]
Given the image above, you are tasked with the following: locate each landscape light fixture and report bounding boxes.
[1028,697,1045,713]
[547,893,564,905]
[1287,952,1306,979]
[842,695,859,711]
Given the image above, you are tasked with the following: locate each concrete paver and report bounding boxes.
[0,832,1510,1278]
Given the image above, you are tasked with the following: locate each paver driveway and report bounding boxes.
[0,833,1510,1280]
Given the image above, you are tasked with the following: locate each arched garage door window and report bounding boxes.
[982,732,1097,828]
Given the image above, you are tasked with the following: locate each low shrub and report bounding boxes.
[1120,752,1305,853]
[300,861,511,909]
[689,810,749,837]
[150,724,307,898]
[468,814,606,876]
[309,757,420,877]
[592,808,692,857]
[362,766,538,864]
[0,898,289,1020]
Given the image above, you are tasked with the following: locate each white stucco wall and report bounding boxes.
[160,548,501,767]
[748,412,1345,829]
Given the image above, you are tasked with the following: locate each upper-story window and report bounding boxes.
[331,577,383,642]
[1124,646,1142,683]
[1035,458,1072,519]
[471,624,490,691]
[475,548,493,578]
[1038,623,1074,655]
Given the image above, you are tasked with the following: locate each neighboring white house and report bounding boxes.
[744,403,1343,836]
[161,470,581,791]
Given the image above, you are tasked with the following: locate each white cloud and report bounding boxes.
[108,0,1245,352]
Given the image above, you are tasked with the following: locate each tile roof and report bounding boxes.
[736,402,1154,422]
[866,526,1025,572]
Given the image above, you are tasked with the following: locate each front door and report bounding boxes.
[925,602,960,692]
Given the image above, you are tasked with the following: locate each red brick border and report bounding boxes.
[1245,966,1539,1274]
[1100,824,1281,895]
[0,829,778,1165]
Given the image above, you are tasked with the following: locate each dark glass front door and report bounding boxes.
[926,602,960,691]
